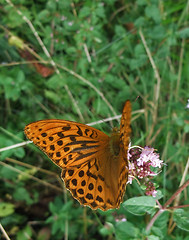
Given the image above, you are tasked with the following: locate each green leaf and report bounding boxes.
[150,26,166,39]
[16,225,33,240]
[115,25,126,36]
[0,165,18,180]
[44,90,61,104]
[5,8,25,28]
[0,71,25,101]
[147,235,160,240]
[99,222,114,236]
[184,124,189,133]
[8,36,24,49]
[137,0,147,6]
[154,211,169,230]
[177,27,189,39]
[14,147,25,158]
[46,1,57,12]
[37,9,51,23]
[123,196,157,215]
[96,4,105,18]
[173,209,189,232]
[79,7,91,18]
[0,203,15,217]
[145,5,161,23]
[46,75,65,89]
[134,16,145,27]
[151,226,164,239]
[13,187,34,205]
[115,221,139,240]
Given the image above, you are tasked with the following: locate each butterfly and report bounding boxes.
[24,100,131,211]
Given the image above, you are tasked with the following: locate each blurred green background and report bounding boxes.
[0,0,189,239]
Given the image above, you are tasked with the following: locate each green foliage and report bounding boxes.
[115,221,139,240]
[0,203,15,217]
[46,197,84,239]
[123,196,156,216]
[13,187,36,205]
[173,209,189,232]
[16,225,33,240]
[0,0,188,239]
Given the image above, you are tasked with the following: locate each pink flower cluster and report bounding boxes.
[127,146,163,197]
[145,181,157,197]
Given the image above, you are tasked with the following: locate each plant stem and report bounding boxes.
[146,179,189,232]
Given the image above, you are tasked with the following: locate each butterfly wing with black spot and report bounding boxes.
[24,100,131,211]
[24,120,113,210]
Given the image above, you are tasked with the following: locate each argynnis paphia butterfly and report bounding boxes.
[24,100,131,211]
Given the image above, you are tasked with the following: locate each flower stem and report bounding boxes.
[146,179,189,232]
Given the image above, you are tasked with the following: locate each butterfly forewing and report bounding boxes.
[25,120,113,210]
[24,120,109,168]
[120,100,132,156]
[114,100,132,208]
[24,100,131,211]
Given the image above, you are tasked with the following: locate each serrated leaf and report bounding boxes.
[145,5,161,23]
[173,209,189,232]
[123,196,156,215]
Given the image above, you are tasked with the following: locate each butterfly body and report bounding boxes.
[24,100,131,211]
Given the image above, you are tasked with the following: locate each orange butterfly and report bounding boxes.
[24,100,131,211]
